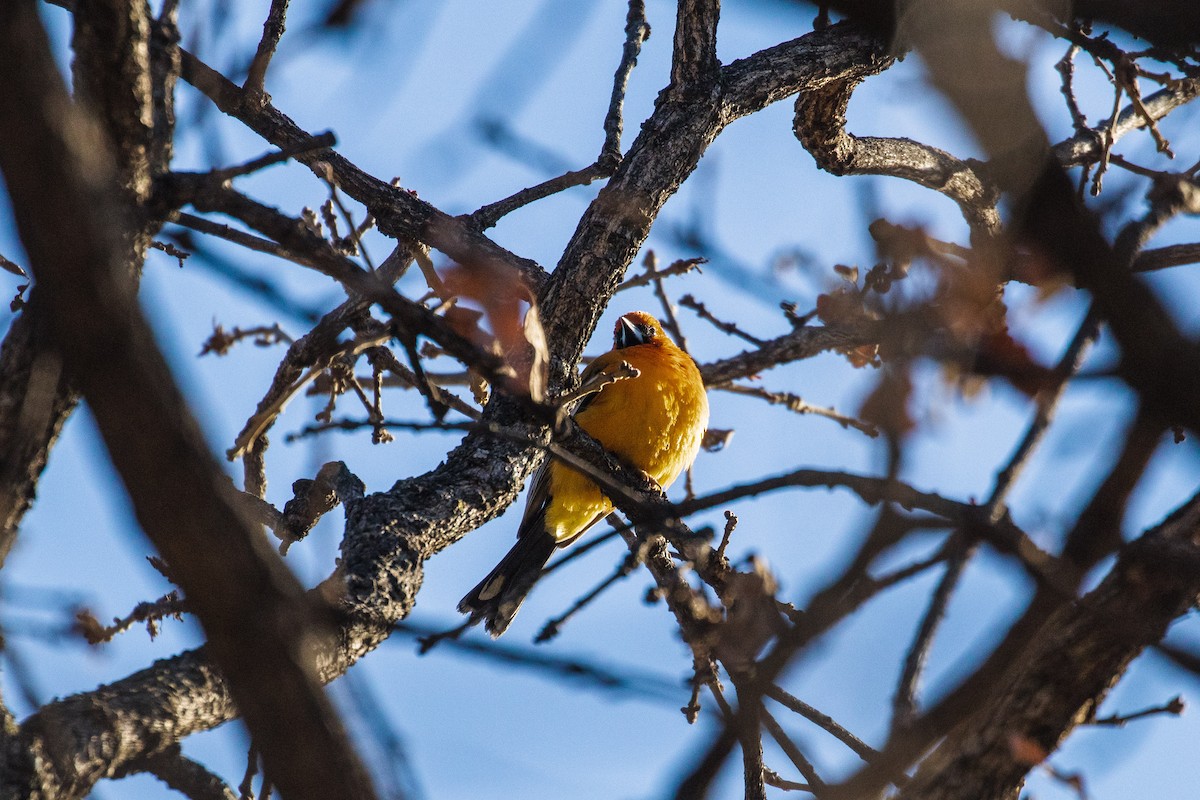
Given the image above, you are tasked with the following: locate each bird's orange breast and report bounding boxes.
[542,342,709,543]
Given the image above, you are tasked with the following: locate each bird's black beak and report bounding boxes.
[615,315,644,349]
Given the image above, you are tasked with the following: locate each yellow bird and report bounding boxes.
[459,310,710,636]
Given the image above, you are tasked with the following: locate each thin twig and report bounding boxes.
[601,0,650,165]
[323,180,376,271]
[536,551,640,643]
[890,300,1103,727]
[870,539,952,591]
[363,344,482,420]
[984,306,1101,520]
[680,294,765,346]
[716,511,737,562]
[149,239,189,266]
[229,330,393,459]
[715,382,879,438]
[284,417,470,443]
[764,771,812,793]
[765,685,878,762]
[395,618,684,703]
[1056,43,1088,136]
[199,323,292,357]
[167,229,324,324]
[730,672,769,800]
[0,251,26,277]
[761,705,827,796]
[543,526,622,575]
[469,163,612,231]
[1090,696,1184,727]
[891,538,970,730]
[209,131,336,182]
[244,0,290,100]
[171,212,308,267]
[238,746,258,800]
[645,252,689,352]
[616,255,704,291]
[555,360,640,409]
[468,0,649,231]
[74,593,187,644]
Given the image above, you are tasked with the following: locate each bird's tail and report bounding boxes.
[458,527,557,637]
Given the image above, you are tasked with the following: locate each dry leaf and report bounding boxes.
[971,329,1053,397]
[833,263,860,284]
[815,288,865,325]
[859,368,915,437]
[440,260,546,401]
[522,304,548,403]
[716,556,783,671]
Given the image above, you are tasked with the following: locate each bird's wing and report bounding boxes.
[572,350,623,416]
[517,458,554,536]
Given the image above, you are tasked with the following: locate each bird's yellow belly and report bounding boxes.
[543,349,708,543]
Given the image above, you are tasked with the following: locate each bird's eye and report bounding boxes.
[640,324,654,340]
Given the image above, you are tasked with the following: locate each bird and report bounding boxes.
[458,310,709,636]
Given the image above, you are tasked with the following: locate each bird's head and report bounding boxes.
[613,311,667,350]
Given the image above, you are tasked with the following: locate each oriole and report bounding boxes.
[459,310,710,636]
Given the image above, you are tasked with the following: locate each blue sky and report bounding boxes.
[3,2,1200,798]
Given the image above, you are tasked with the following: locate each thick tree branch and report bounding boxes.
[0,0,174,565]
[126,747,238,800]
[0,5,375,800]
[670,0,722,92]
[796,79,1001,237]
[898,493,1200,800]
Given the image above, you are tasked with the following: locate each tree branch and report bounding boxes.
[670,0,722,93]
[0,5,375,799]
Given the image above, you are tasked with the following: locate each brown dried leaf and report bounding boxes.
[869,219,932,269]
[935,261,1006,341]
[443,305,493,351]
[843,343,880,369]
[858,368,915,437]
[972,329,1053,397]
[833,263,859,284]
[441,260,544,400]
[815,288,863,325]
[716,556,783,671]
[522,304,548,403]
